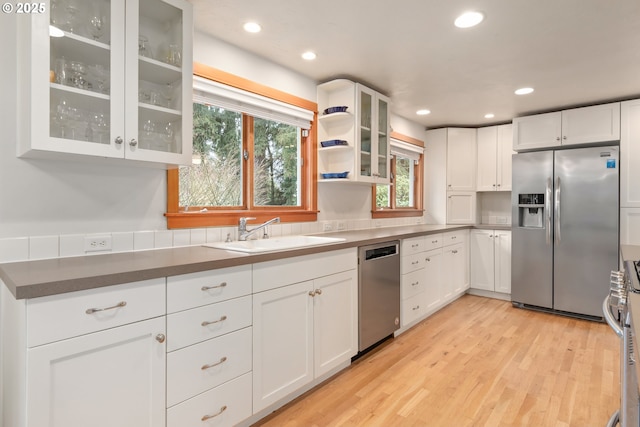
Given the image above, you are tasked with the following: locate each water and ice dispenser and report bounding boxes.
[518,193,544,228]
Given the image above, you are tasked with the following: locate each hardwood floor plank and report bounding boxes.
[253,295,620,427]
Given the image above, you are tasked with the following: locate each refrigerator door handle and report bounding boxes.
[555,176,561,243]
[546,177,552,245]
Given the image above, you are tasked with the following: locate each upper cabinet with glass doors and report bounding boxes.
[317,79,390,184]
[17,0,193,167]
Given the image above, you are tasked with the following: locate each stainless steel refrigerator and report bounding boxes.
[511,145,619,318]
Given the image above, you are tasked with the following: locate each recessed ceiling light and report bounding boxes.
[454,11,484,28]
[243,22,261,33]
[484,113,495,119]
[515,87,534,95]
[301,51,316,60]
[416,109,431,116]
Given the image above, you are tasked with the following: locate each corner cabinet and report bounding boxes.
[470,229,511,294]
[512,102,620,151]
[317,79,390,184]
[17,0,193,167]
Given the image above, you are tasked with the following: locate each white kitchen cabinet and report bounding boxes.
[1,278,167,427]
[400,237,427,326]
[477,124,513,191]
[621,208,640,246]
[446,128,477,191]
[252,250,358,413]
[317,79,390,184]
[447,191,477,224]
[18,0,193,166]
[621,99,640,208]
[423,248,443,312]
[513,102,620,151]
[442,230,469,299]
[27,317,166,427]
[470,229,511,294]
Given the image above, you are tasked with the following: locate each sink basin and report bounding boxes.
[204,235,346,253]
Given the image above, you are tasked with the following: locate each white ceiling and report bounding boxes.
[189,0,640,129]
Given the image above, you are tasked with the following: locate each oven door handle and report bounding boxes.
[603,296,623,338]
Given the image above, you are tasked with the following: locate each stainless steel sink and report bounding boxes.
[203,235,346,253]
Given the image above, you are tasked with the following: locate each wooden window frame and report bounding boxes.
[371,131,424,219]
[165,63,318,229]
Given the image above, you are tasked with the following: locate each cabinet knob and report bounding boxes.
[114,136,123,145]
[426,257,431,262]
[563,136,567,140]
[129,138,138,147]
[155,334,166,343]
[556,136,561,141]
[309,291,316,297]
[315,289,322,296]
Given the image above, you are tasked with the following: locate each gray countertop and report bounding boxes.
[0,224,477,300]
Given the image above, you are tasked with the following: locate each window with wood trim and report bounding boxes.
[166,64,318,228]
[372,132,424,219]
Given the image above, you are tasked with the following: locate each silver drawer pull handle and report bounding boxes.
[431,240,438,243]
[86,301,126,314]
[411,261,419,265]
[451,236,457,239]
[411,281,419,286]
[452,250,458,254]
[201,315,227,327]
[426,258,431,262]
[201,406,227,421]
[201,282,227,291]
[412,244,418,248]
[201,356,227,370]
[413,305,420,311]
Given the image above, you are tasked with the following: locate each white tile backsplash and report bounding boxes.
[29,235,59,260]
[0,216,433,264]
[0,237,29,263]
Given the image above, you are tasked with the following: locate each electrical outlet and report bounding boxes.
[336,221,346,231]
[496,216,508,224]
[84,235,112,252]
[322,222,333,232]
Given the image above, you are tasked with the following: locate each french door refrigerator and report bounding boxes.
[511,145,619,318]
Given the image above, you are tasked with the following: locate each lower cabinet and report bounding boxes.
[252,250,358,413]
[470,229,511,294]
[27,317,166,427]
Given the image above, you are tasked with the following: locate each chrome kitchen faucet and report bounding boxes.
[238,217,280,241]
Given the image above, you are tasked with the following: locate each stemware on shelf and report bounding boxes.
[87,2,106,41]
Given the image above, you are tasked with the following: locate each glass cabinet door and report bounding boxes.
[47,0,123,157]
[359,89,373,179]
[377,97,389,180]
[128,0,189,160]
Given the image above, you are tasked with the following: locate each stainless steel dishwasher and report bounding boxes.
[358,241,401,352]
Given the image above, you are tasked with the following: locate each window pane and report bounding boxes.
[179,103,243,208]
[253,117,301,206]
[376,185,390,209]
[395,156,414,207]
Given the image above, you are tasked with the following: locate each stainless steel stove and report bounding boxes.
[604,261,640,427]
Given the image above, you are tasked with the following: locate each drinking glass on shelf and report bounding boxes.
[87,2,105,41]
[87,64,109,94]
[92,113,109,144]
[138,35,153,58]
[163,121,175,151]
[63,0,80,34]
[166,44,181,67]
[54,57,67,85]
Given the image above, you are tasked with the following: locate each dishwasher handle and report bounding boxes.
[363,243,399,261]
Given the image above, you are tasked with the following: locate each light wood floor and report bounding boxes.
[254,295,620,427]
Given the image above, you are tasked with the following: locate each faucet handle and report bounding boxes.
[239,217,256,226]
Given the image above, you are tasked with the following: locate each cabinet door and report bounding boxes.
[494,231,512,294]
[21,1,125,159]
[444,242,466,298]
[446,128,477,191]
[621,100,640,208]
[423,248,443,312]
[512,112,562,151]
[476,126,498,191]
[356,85,375,183]
[496,124,514,191]
[620,208,640,246]
[470,230,495,291]
[375,93,391,183]
[252,281,314,412]
[561,103,620,146]
[446,191,476,224]
[26,317,166,427]
[313,270,358,377]
[124,0,193,165]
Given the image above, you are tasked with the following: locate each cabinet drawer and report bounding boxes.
[402,252,424,274]
[167,296,252,352]
[401,236,425,255]
[167,327,252,407]
[167,265,252,314]
[402,293,425,326]
[167,372,252,427]
[443,230,467,246]
[27,278,165,348]
[402,269,425,300]
[423,233,443,251]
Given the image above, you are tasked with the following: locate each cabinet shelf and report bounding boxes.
[139,56,182,85]
[319,145,352,153]
[318,112,352,123]
[51,82,110,101]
